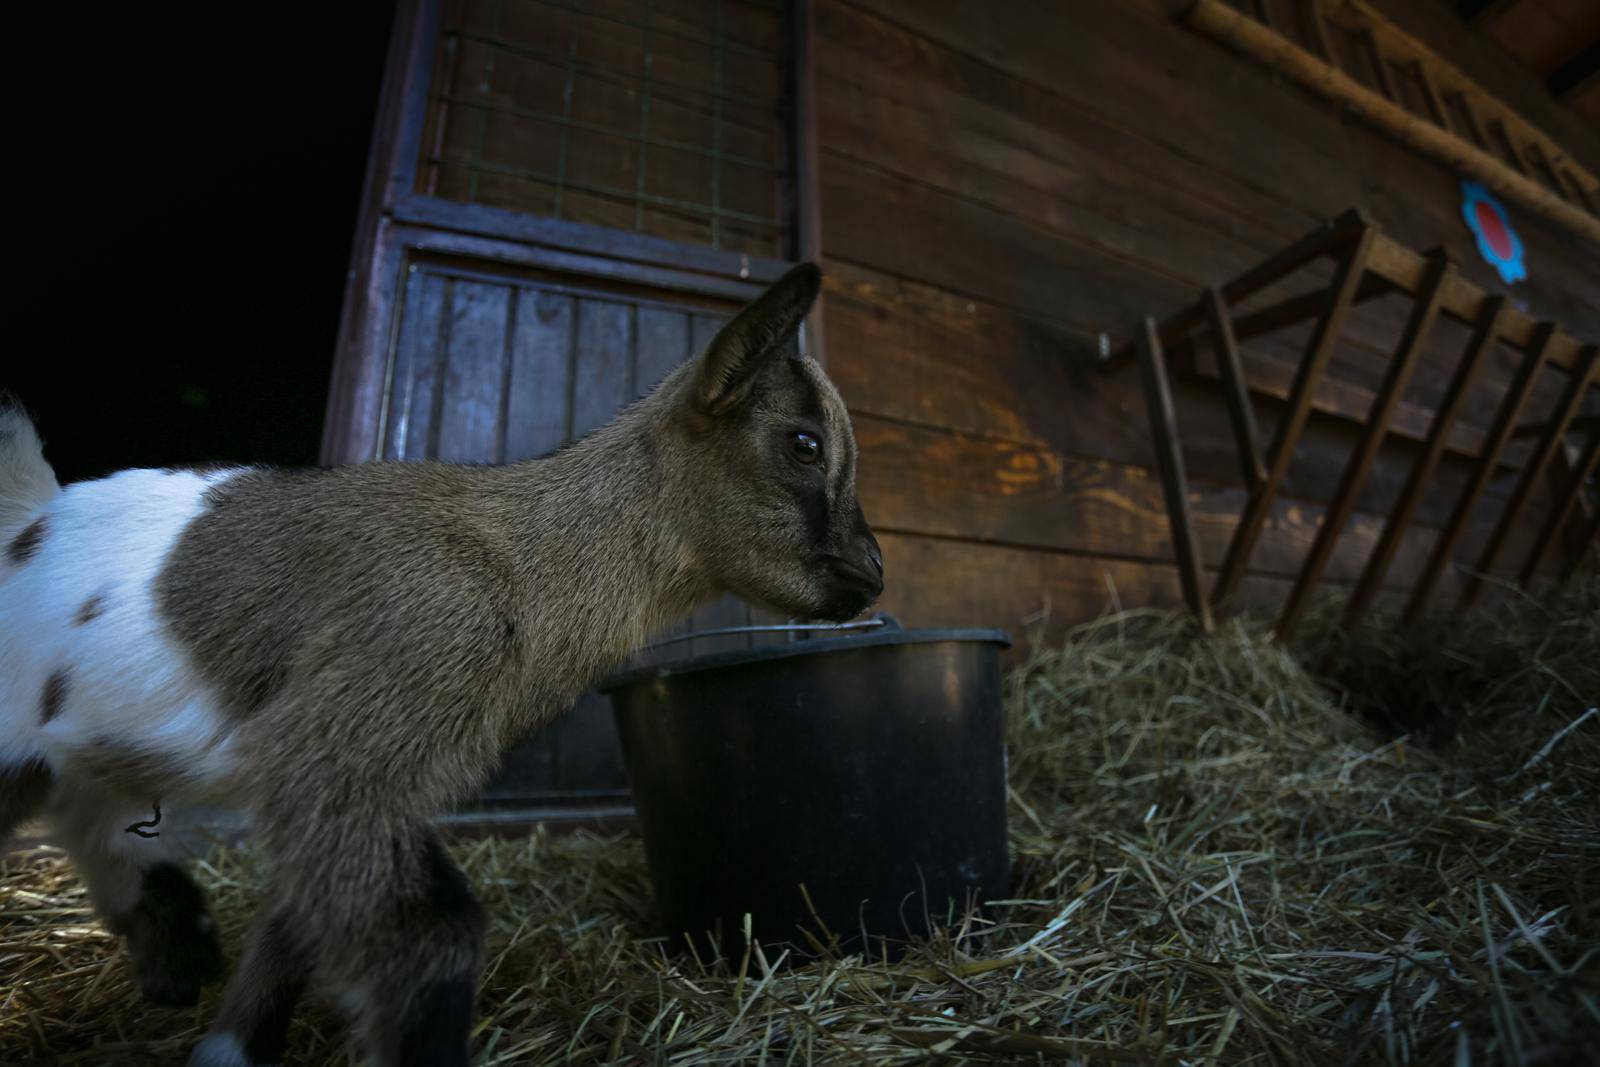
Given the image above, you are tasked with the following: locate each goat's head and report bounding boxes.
[662,263,882,622]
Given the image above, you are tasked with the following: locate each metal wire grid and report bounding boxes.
[423,0,792,252]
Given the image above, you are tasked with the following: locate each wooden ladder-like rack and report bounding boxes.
[1187,0,1600,248]
[1120,208,1599,639]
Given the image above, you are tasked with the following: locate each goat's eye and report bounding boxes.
[789,431,821,465]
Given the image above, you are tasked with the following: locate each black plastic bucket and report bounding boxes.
[601,617,1011,957]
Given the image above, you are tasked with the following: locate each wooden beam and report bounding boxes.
[1518,424,1600,584]
[1204,286,1268,494]
[1403,324,1555,622]
[1511,413,1600,440]
[1459,348,1600,609]
[1110,208,1368,368]
[1184,0,1600,246]
[1344,295,1506,628]
[1276,255,1452,640]
[1137,318,1214,632]
[1363,234,1592,373]
[1211,225,1377,613]
[1169,273,1392,361]
[1337,0,1598,195]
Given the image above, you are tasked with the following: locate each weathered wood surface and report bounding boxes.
[812,0,1597,634]
[1184,0,1600,244]
[871,533,1430,651]
[847,415,1556,603]
[816,0,1600,341]
[826,265,1541,535]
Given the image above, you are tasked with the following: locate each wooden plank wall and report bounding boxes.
[811,0,1600,639]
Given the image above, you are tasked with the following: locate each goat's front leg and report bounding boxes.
[191,822,483,1067]
[188,910,306,1067]
[359,831,486,1067]
[48,780,224,1007]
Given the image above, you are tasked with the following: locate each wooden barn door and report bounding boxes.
[322,0,821,815]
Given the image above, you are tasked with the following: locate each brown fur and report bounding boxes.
[66,739,190,801]
[146,263,881,1065]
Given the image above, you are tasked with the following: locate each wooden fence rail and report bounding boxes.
[1111,210,1599,642]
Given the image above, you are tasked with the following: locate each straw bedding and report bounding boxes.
[3,581,1597,1065]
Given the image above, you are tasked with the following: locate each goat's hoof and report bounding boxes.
[189,1031,275,1067]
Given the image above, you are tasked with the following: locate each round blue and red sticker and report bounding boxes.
[1460,180,1525,284]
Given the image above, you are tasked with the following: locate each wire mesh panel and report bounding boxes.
[421,0,793,256]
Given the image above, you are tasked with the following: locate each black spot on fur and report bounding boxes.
[118,863,226,1007]
[7,516,45,565]
[74,593,106,626]
[40,669,69,724]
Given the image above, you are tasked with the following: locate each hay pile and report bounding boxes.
[4,582,1597,1065]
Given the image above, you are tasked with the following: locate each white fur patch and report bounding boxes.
[0,468,248,796]
[188,1031,264,1067]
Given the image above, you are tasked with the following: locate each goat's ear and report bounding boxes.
[693,263,821,415]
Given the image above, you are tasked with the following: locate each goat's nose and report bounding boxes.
[866,543,883,578]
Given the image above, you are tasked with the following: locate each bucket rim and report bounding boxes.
[600,626,1011,692]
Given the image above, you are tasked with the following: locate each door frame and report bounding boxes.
[321,0,824,466]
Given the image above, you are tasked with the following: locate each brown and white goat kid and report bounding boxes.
[0,264,883,1066]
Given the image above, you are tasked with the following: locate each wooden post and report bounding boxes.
[1203,286,1267,494]
[1211,224,1377,613]
[1137,317,1214,632]
[1343,295,1505,628]
[1276,255,1451,640]
[1518,424,1600,584]
[1459,348,1600,610]
[1560,506,1600,582]
[1403,324,1555,623]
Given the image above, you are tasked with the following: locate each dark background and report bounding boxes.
[8,3,396,483]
